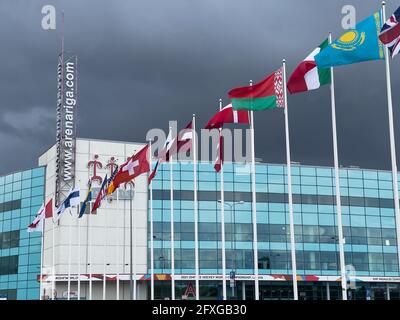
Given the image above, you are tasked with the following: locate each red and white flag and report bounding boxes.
[176,121,193,154]
[214,130,224,173]
[205,104,249,130]
[112,144,150,189]
[27,199,53,233]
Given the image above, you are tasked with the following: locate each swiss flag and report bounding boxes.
[205,104,249,130]
[112,144,150,188]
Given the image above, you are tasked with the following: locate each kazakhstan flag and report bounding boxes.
[315,11,385,68]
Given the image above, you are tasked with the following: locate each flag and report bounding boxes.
[287,39,331,94]
[214,130,224,173]
[315,11,384,68]
[176,121,193,154]
[158,128,175,162]
[228,68,285,111]
[79,181,92,218]
[379,6,400,58]
[111,144,150,191]
[91,174,108,213]
[27,199,53,232]
[205,104,250,130]
[55,187,80,220]
[148,160,159,185]
[106,164,120,196]
[164,121,193,159]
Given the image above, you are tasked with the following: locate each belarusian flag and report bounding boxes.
[287,39,331,94]
[229,68,285,111]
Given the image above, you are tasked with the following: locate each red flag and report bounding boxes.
[27,198,53,232]
[205,104,249,130]
[45,198,53,218]
[162,121,193,160]
[112,144,150,189]
[148,160,159,185]
[176,121,193,154]
[214,130,224,172]
[91,174,108,213]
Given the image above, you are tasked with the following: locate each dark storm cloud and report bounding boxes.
[0,0,399,175]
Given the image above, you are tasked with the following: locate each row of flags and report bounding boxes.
[28,5,400,231]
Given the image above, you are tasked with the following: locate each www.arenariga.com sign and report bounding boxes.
[55,53,78,205]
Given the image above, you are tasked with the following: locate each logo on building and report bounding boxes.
[105,157,118,176]
[88,155,103,185]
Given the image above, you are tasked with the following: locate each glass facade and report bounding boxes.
[0,167,45,300]
[149,162,400,300]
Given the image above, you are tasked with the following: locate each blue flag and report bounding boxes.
[55,187,80,220]
[315,11,385,68]
[79,181,92,218]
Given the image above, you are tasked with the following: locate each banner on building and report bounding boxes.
[55,53,78,206]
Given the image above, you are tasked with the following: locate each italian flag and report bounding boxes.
[287,39,331,94]
[229,68,285,111]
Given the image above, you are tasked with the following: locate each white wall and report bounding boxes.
[39,138,149,300]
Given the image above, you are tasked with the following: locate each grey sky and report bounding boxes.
[1,0,400,175]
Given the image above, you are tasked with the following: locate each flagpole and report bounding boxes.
[129,182,134,300]
[51,214,55,299]
[116,188,120,300]
[249,80,260,300]
[133,186,137,300]
[89,202,93,300]
[169,127,176,300]
[382,1,400,276]
[192,114,200,300]
[67,209,72,300]
[282,59,298,300]
[103,205,107,300]
[77,205,81,300]
[328,33,348,300]
[149,141,155,300]
[39,214,45,300]
[219,99,227,301]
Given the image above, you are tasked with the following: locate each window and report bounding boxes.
[0,255,18,275]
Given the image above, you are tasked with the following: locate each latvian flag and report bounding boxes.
[214,130,224,173]
[27,199,53,232]
[379,6,400,59]
[205,104,249,130]
[287,39,331,94]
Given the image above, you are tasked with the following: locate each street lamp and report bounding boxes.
[217,200,244,299]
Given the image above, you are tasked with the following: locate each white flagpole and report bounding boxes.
[193,114,200,300]
[328,33,347,300]
[169,127,176,300]
[67,209,72,300]
[39,215,45,300]
[382,1,400,275]
[219,99,227,301]
[103,205,107,300]
[282,60,298,300]
[149,141,155,300]
[133,186,137,300]
[249,80,260,300]
[77,205,81,300]
[89,202,93,300]
[51,214,56,300]
[116,188,120,300]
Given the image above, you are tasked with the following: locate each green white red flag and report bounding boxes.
[287,39,331,94]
